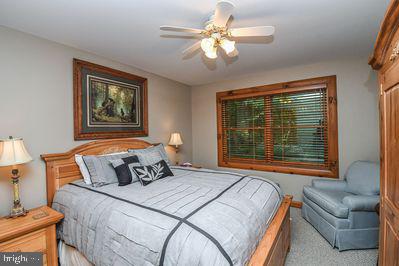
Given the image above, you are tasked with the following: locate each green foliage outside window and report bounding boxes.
[222,89,327,164]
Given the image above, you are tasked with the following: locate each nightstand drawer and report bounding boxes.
[0,228,47,253]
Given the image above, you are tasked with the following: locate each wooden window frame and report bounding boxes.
[216,75,339,178]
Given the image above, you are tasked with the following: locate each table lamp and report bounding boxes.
[0,136,32,218]
[168,133,183,165]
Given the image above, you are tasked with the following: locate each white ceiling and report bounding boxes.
[0,0,389,86]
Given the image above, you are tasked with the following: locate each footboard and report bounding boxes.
[248,195,292,266]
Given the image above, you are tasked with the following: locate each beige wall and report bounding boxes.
[0,25,380,216]
[191,58,380,201]
[0,26,192,216]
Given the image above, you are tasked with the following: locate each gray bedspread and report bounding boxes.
[53,167,282,266]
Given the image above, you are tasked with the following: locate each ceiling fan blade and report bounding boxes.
[213,1,235,27]
[182,41,201,56]
[230,26,275,37]
[160,26,203,34]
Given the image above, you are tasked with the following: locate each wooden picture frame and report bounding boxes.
[73,59,148,140]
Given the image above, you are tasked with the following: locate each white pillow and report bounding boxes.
[75,151,129,185]
[75,154,92,185]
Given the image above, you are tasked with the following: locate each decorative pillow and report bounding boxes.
[109,155,141,186]
[82,152,132,187]
[132,160,173,186]
[75,154,92,185]
[128,144,170,165]
[137,149,164,166]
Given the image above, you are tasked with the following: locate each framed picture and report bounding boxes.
[73,59,148,140]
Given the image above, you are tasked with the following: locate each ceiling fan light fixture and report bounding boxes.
[227,47,239,57]
[200,38,216,53]
[160,1,276,61]
[205,47,218,59]
[205,52,218,59]
[220,38,236,55]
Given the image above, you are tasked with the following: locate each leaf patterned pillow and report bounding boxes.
[132,160,173,186]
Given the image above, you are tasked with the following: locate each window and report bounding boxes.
[217,76,338,178]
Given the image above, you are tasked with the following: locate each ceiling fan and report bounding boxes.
[160,0,275,59]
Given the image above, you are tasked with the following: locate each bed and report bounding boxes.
[41,138,292,266]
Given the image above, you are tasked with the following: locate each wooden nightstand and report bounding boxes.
[0,206,64,266]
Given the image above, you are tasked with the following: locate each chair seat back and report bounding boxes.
[345,161,380,195]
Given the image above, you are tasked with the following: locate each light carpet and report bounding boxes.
[285,208,378,266]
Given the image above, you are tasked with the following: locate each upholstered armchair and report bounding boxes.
[302,161,380,251]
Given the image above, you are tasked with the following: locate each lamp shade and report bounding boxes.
[0,137,32,167]
[169,133,183,146]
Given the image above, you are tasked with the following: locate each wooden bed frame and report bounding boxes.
[41,138,292,266]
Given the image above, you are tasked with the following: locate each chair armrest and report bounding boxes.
[342,195,380,212]
[311,179,347,191]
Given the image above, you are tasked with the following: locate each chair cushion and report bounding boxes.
[345,161,380,195]
[303,186,352,218]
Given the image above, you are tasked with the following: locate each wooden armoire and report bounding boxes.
[369,1,399,265]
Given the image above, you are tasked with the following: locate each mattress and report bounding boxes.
[53,167,282,266]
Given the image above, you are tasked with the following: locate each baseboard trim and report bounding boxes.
[290,201,303,208]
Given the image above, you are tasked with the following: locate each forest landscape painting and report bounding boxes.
[89,76,138,126]
[74,59,148,140]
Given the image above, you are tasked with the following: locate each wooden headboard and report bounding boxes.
[41,138,153,206]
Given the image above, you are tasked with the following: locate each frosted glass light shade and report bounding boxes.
[205,45,218,59]
[0,137,32,167]
[205,50,217,59]
[201,38,218,59]
[169,133,183,146]
[200,38,215,53]
[227,47,239,57]
[220,38,235,55]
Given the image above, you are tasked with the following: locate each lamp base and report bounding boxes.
[174,146,180,166]
[9,206,28,218]
[7,168,28,218]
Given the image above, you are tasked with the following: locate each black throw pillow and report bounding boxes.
[109,155,141,186]
[132,160,173,186]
